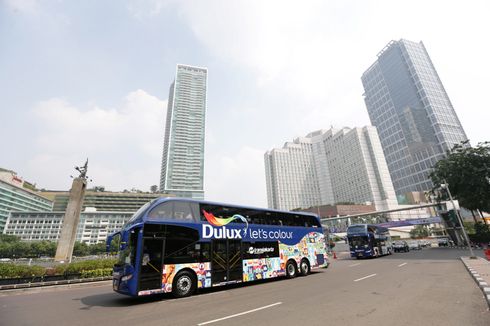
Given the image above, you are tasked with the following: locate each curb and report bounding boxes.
[0,276,112,292]
[460,257,490,309]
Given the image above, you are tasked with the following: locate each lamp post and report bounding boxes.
[440,181,476,258]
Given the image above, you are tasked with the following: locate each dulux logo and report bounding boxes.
[202,210,249,239]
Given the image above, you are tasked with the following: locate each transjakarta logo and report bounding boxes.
[202,210,248,239]
[247,246,274,255]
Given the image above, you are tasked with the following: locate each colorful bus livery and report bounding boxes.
[108,198,329,298]
[347,224,393,259]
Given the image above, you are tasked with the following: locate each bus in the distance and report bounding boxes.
[107,197,329,298]
[346,224,393,259]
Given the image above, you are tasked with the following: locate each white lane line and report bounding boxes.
[175,291,225,301]
[349,263,361,267]
[354,274,377,282]
[197,302,282,325]
[398,262,407,267]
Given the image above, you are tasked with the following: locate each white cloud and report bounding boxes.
[28,89,166,191]
[126,0,176,19]
[173,0,490,144]
[205,146,267,208]
[4,0,41,15]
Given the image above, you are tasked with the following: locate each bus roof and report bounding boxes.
[151,197,320,218]
[346,223,389,234]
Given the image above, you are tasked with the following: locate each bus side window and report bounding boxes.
[282,214,294,226]
[173,202,195,221]
[148,202,173,219]
[200,242,211,262]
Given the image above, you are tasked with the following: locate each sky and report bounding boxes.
[1,0,489,208]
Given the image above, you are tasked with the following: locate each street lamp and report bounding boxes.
[440,181,476,258]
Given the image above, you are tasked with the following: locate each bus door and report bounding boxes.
[139,237,164,291]
[211,239,242,284]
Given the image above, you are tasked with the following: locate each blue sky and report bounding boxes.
[1,0,489,208]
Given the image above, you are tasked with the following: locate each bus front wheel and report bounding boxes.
[286,260,297,278]
[172,271,196,298]
[300,259,310,276]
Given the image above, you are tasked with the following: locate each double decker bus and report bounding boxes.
[107,197,329,297]
[347,224,393,259]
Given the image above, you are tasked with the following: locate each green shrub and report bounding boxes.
[80,268,113,278]
[0,263,46,279]
[64,259,116,274]
[0,259,116,279]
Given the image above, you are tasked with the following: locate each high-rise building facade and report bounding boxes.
[361,39,468,195]
[0,169,53,232]
[160,64,207,199]
[3,211,132,244]
[265,127,398,211]
[40,190,163,212]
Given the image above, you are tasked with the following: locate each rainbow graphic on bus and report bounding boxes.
[202,210,249,237]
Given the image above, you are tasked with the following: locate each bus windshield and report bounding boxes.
[125,201,153,226]
[116,230,138,267]
[347,225,366,234]
[348,235,368,247]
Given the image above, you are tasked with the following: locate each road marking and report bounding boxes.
[398,262,407,267]
[349,263,361,267]
[197,302,282,325]
[354,274,377,282]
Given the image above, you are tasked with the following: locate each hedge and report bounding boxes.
[0,263,46,278]
[0,259,117,279]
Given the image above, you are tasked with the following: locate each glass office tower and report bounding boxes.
[361,39,467,196]
[160,64,207,199]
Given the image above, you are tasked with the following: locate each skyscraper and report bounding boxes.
[160,64,207,199]
[361,39,468,196]
[264,127,397,211]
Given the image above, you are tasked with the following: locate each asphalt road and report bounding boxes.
[1,248,489,326]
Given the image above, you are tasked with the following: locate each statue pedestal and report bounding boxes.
[54,177,86,262]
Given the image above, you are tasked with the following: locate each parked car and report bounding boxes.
[437,238,449,247]
[393,241,409,252]
[408,241,422,250]
[418,240,430,248]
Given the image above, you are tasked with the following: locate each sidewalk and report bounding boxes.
[461,256,490,308]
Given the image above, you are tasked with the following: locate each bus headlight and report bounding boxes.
[121,274,133,282]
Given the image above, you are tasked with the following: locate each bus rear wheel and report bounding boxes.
[286,260,297,278]
[300,259,310,276]
[172,271,196,298]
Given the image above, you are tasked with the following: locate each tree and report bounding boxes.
[0,235,21,243]
[150,185,158,193]
[468,222,490,245]
[73,242,89,257]
[410,225,429,239]
[429,141,490,215]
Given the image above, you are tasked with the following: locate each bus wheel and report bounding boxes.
[300,259,310,276]
[172,271,196,298]
[286,260,297,278]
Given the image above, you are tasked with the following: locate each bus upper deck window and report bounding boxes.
[173,202,196,221]
[148,202,173,219]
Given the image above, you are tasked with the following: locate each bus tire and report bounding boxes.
[286,260,297,278]
[172,271,196,298]
[300,259,310,276]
